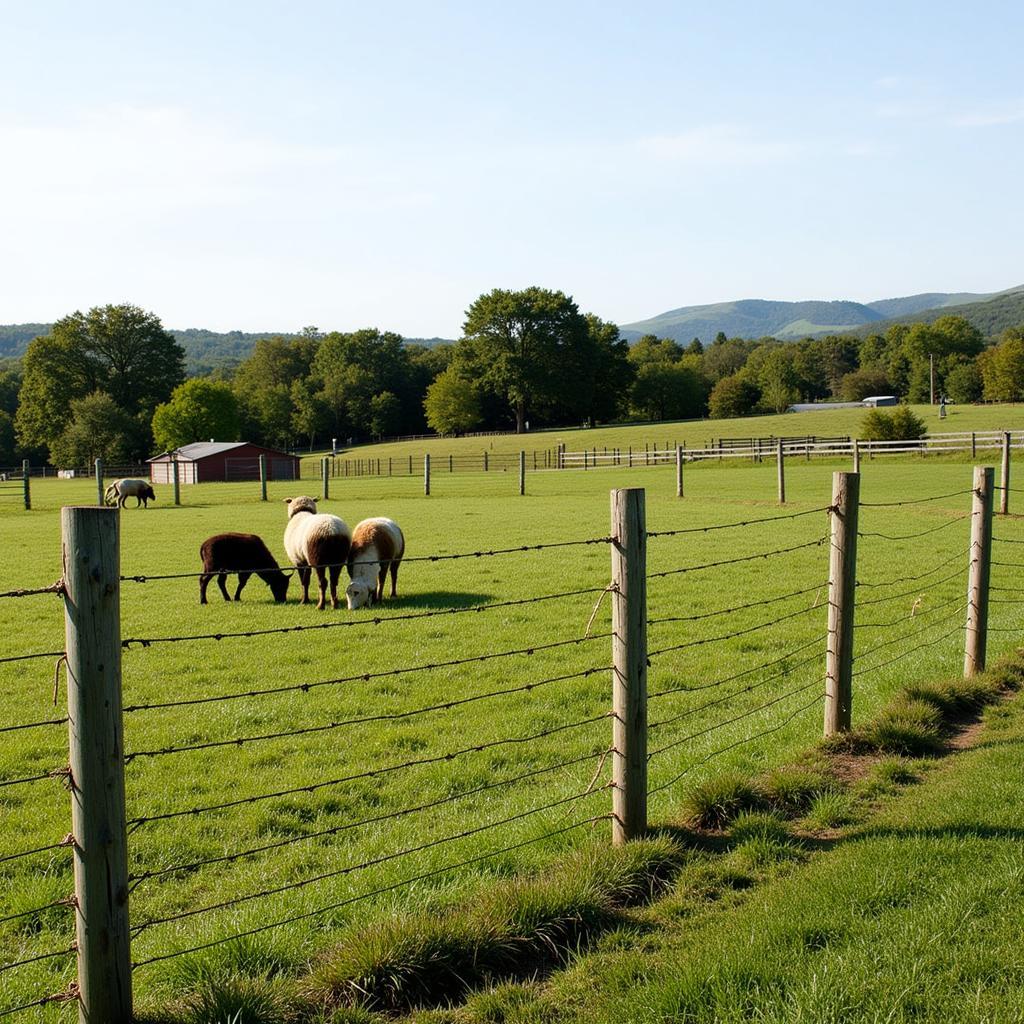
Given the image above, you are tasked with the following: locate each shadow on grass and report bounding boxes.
[374,590,496,610]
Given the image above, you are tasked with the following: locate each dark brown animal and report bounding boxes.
[199,533,290,604]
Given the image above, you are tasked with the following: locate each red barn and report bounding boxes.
[148,442,300,484]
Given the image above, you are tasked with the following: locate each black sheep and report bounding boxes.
[199,533,290,604]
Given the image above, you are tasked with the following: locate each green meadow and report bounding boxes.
[3,415,1024,1018]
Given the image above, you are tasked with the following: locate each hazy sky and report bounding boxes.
[2,1,1022,337]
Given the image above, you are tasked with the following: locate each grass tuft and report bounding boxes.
[802,789,858,831]
[181,974,288,1024]
[683,773,761,829]
[758,765,830,814]
[860,696,946,755]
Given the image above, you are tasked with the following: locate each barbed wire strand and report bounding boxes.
[648,581,827,627]
[647,677,823,762]
[859,489,972,507]
[123,633,611,713]
[0,837,74,866]
[648,650,823,731]
[0,768,69,790]
[127,712,610,829]
[0,944,76,975]
[647,536,828,581]
[129,749,606,886]
[648,692,825,796]
[0,897,75,927]
[0,581,64,600]
[0,650,65,666]
[119,535,615,584]
[648,632,827,701]
[647,603,824,661]
[131,814,608,970]
[0,716,69,735]
[991,561,1024,570]
[0,987,79,1020]
[855,593,965,630]
[992,535,1024,545]
[131,782,610,936]
[646,505,831,538]
[851,623,963,677]
[852,605,965,667]
[855,550,963,588]
[121,586,609,650]
[854,567,966,608]
[857,513,970,542]
[125,665,608,763]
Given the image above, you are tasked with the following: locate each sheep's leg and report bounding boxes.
[216,573,231,602]
[135,496,143,508]
[389,560,399,598]
[314,566,329,610]
[297,566,312,604]
[234,572,250,601]
[199,574,212,604]
[329,565,342,610]
[377,564,388,601]
[119,495,127,508]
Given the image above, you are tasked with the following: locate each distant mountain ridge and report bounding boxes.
[620,286,1022,344]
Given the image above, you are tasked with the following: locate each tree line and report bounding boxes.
[2,293,1024,467]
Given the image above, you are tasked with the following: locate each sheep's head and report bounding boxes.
[270,572,291,603]
[284,496,318,518]
[144,485,156,501]
[346,580,374,610]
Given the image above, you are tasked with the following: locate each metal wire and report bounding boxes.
[647,536,828,580]
[0,987,79,1019]
[123,633,610,713]
[853,624,964,678]
[0,945,76,975]
[0,581,64,600]
[127,712,609,828]
[0,768,69,790]
[646,505,831,537]
[131,814,608,970]
[856,550,963,588]
[0,837,74,866]
[855,593,965,629]
[121,586,609,649]
[859,490,972,507]
[648,582,826,626]
[854,567,965,607]
[124,665,607,763]
[0,650,65,665]
[858,513,970,542]
[0,897,75,927]
[0,716,69,735]
[853,604,965,667]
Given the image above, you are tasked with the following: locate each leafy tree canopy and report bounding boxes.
[424,368,483,435]
[49,391,137,467]
[151,378,241,452]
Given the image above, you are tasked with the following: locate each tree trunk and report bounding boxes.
[516,402,526,434]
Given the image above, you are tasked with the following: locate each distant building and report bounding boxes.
[861,395,899,407]
[147,442,300,484]
[786,396,900,413]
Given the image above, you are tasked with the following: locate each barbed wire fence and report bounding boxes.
[0,465,1014,1020]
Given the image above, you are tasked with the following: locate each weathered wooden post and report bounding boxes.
[777,440,786,504]
[172,458,181,506]
[484,451,489,472]
[519,450,526,496]
[321,457,330,500]
[424,453,431,496]
[1000,432,1011,515]
[62,506,132,1024]
[824,471,859,736]
[259,454,267,501]
[22,459,30,510]
[628,446,633,468]
[852,439,860,474]
[94,458,104,507]
[610,488,647,844]
[387,457,391,477]
[965,466,994,677]
[971,432,976,458]
[449,454,453,473]
[675,445,684,498]
[408,455,413,475]
[584,450,589,471]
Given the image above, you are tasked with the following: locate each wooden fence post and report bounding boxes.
[971,432,977,458]
[62,506,133,1024]
[172,458,181,506]
[322,457,330,500]
[22,459,30,510]
[675,445,684,498]
[259,454,267,501]
[424,453,431,496]
[965,466,994,677]
[824,471,859,736]
[519,450,526,496]
[610,487,647,844]
[449,454,453,473]
[777,440,786,504]
[1000,432,1011,515]
[408,455,413,475]
[852,439,860,474]
[95,458,104,507]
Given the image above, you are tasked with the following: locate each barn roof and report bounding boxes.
[147,441,297,462]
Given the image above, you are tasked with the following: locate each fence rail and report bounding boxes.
[0,466,1019,1019]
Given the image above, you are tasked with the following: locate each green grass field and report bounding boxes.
[2,444,1024,1020]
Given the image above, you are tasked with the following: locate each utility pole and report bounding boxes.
[929,353,935,405]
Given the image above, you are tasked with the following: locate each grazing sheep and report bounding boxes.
[346,517,405,610]
[199,533,290,604]
[283,496,351,610]
[104,478,156,508]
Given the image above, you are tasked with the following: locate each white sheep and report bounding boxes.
[346,517,405,610]
[104,478,156,508]
[282,496,351,610]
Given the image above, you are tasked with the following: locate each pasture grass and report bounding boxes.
[2,451,1024,1019]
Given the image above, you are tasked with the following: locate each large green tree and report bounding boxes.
[458,287,590,433]
[980,328,1024,402]
[151,379,241,451]
[423,368,483,434]
[49,391,137,467]
[16,304,184,458]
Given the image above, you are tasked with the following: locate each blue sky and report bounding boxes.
[2,1,1022,337]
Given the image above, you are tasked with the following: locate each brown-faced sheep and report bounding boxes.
[346,517,405,610]
[199,533,290,604]
[283,496,351,610]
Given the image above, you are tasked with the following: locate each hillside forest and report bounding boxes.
[2,290,1024,467]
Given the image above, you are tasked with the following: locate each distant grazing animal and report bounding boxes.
[346,517,405,610]
[199,533,290,604]
[283,496,351,610]
[104,478,156,508]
